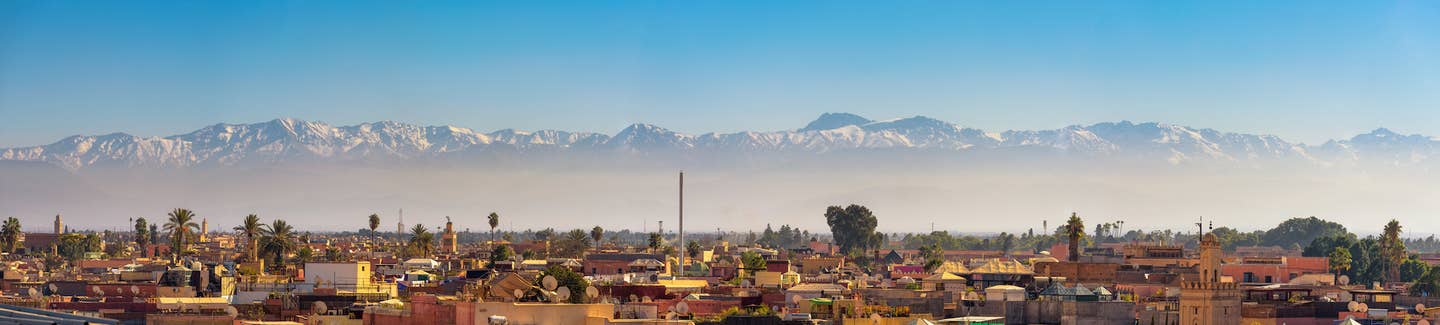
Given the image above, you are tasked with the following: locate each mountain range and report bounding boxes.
[2,113,1437,170]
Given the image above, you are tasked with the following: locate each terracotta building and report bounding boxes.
[1179,233,1241,325]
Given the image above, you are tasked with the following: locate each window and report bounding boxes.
[1264,275,1272,283]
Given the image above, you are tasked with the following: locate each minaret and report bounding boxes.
[54,214,63,234]
[1179,232,1241,325]
[441,217,458,254]
[397,209,405,237]
[200,218,209,242]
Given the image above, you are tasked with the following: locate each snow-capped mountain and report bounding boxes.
[2,114,1437,170]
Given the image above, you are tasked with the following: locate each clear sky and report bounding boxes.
[2,1,1438,147]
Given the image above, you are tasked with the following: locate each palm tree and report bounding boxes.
[261,220,297,265]
[1065,212,1085,262]
[164,208,200,263]
[487,213,500,247]
[590,226,604,246]
[648,232,663,254]
[409,224,435,258]
[234,214,263,262]
[133,218,149,256]
[0,217,21,253]
[1329,246,1353,285]
[1382,219,1405,282]
[367,214,381,245]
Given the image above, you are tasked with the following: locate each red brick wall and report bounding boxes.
[584,260,631,275]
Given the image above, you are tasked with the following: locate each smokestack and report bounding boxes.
[679,171,685,278]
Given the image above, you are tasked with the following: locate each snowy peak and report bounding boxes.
[1,115,1437,169]
[801,113,873,131]
[607,123,693,151]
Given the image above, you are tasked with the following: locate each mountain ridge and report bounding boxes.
[3,114,1437,170]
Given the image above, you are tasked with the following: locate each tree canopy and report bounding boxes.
[824,204,879,256]
[1261,217,1348,248]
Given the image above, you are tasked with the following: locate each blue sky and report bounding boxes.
[1,1,1438,147]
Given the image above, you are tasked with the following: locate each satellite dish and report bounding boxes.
[313,301,328,315]
[131,286,140,295]
[1339,275,1351,285]
[1418,320,1431,325]
[676,301,690,314]
[792,295,804,305]
[224,306,239,317]
[1360,303,1370,313]
[92,287,105,296]
[513,289,525,299]
[641,296,652,303]
[47,284,57,293]
[1348,301,1360,312]
[542,276,558,291]
[556,287,571,302]
[1419,303,1427,312]
[585,286,598,298]
[26,288,39,299]
[629,294,639,302]
[871,313,883,322]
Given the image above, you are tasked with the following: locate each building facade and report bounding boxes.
[1179,233,1242,325]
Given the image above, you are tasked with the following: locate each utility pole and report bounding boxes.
[679,171,685,278]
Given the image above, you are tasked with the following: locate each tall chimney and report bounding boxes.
[678,171,685,278]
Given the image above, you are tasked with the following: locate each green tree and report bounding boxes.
[740,251,765,278]
[132,218,149,253]
[554,229,591,258]
[590,226,605,246]
[56,233,90,261]
[0,217,21,253]
[1304,235,1357,257]
[1405,266,1440,296]
[1412,267,1440,296]
[487,212,501,246]
[323,247,343,262]
[1065,213,1085,262]
[648,232,663,254]
[686,240,702,260]
[1400,258,1429,283]
[261,219,297,266]
[488,244,515,268]
[1262,216,1349,249]
[295,246,314,265]
[367,214,381,244]
[824,204,879,256]
[163,208,200,263]
[1328,246,1352,285]
[997,232,1016,255]
[234,214,263,262]
[920,244,945,272]
[538,265,589,303]
[409,224,435,258]
[1381,220,1405,282]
